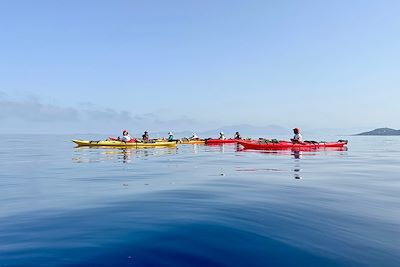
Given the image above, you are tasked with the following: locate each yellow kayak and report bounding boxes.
[72,140,177,148]
[178,140,205,145]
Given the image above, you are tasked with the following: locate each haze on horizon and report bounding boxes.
[1,0,399,134]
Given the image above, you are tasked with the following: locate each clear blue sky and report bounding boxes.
[1,0,399,133]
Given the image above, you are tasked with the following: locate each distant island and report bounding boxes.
[356,128,400,136]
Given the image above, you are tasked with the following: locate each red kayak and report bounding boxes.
[205,139,240,145]
[237,140,348,150]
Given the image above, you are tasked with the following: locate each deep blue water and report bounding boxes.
[0,135,399,267]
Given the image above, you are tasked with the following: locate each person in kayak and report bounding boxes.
[234,131,241,140]
[121,130,132,142]
[167,132,175,142]
[190,132,199,140]
[219,132,226,140]
[142,131,149,142]
[291,128,303,143]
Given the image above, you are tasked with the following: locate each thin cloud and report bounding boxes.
[0,96,203,133]
[0,98,79,122]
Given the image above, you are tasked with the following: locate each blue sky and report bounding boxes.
[1,0,399,133]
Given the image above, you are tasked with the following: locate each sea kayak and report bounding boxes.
[178,140,205,145]
[205,139,239,145]
[237,140,348,150]
[72,140,177,148]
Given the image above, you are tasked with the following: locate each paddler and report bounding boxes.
[190,132,199,140]
[219,132,226,140]
[291,128,303,143]
[121,130,132,142]
[234,131,241,140]
[167,132,175,142]
[142,131,149,142]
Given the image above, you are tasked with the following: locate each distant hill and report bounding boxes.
[356,128,400,136]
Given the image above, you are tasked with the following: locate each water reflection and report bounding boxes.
[203,144,227,153]
[293,161,302,180]
[72,147,177,163]
[292,150,301,159]
[192,144,199,154]
[236,146,348,158]
[235,147,349,180]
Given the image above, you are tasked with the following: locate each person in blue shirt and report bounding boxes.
[167,132,175,142]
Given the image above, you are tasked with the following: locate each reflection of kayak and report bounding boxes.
[205,139,239,144]
[72,140,177,148]
[178,140,205,145]
[237,140,348,150]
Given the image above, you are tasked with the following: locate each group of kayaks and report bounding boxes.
[72,137,348,151]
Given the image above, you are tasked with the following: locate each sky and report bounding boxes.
[0,0,399,134]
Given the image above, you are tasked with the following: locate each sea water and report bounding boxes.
[0,135,399,266]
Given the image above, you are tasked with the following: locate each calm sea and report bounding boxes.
[0,135,399,267]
